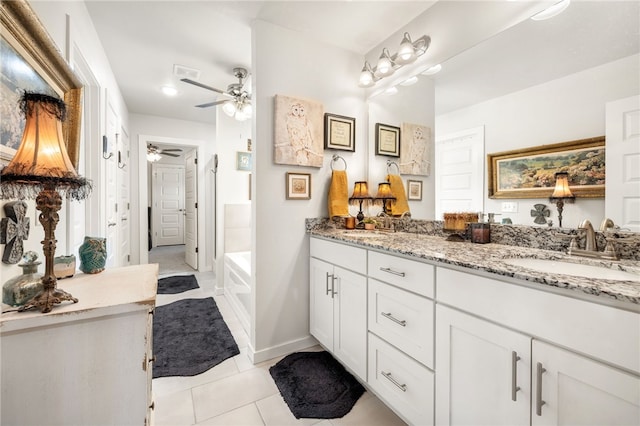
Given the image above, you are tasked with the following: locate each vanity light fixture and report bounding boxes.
[531,0,570,21]
[358,32,431,88]
[549,171,575,227]
[349,181,373,225]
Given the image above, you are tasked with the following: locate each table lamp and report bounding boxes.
[348,181,372,225]
[549,171,574,228]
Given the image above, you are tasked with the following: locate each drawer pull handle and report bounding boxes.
[381,371,407,392]
[511,351,521,402]
[536,362,546,416]
[380,267,405,277]
[381,312,406,327]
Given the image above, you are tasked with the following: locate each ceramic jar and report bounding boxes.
[79,236,107,274]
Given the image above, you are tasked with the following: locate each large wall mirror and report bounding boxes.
[367,1,639,225]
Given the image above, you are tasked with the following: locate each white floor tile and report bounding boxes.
[196,403,265,425]
[153,388,195,426]
[153,356,240,398]
[255,393,323,426]
[329,392,406,426]
[191,368,279,423]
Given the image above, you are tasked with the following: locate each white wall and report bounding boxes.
[436,54,640,228]
[368,77,436,220]
[251,19,368,362]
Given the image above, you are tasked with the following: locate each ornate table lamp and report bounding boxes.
[374,181,396,215]
[0,92,91,313]
[549,171,574,228]
[348,181,372,226]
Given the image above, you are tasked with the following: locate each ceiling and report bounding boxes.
[85,1,639,126]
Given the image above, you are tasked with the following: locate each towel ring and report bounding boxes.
[331,154,347,171]
[386,160,399,175]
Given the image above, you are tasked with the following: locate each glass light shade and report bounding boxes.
[375,48,394,77]
[3,99,77,179]
[395,32,416,65]
[358,62,375,88]
[222,100,237,117]
[242,102,253,119]
[375,182,395,199]
[551,172,574,198]
[350,181,372,199]
[147,152,161,162]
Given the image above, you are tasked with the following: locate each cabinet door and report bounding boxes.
[310,257,335,350]
[436,305,531,426]
[334,266,367,380]
[532,340,640,425]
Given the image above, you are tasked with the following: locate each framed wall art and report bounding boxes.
[324,113,355,152]
[1,0,83,166]
[400,122,431,176]
[375,123,400,157]
[236,151,252,171]
[274,94,324,167]
[407,180,423,201]
[285,172,311,200]
[488,136,605,199]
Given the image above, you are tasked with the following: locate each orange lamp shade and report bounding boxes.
[550,172,574,199]
[350,181,372,199]
[374,181,395,199]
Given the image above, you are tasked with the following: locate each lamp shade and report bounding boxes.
[349,181,372,200]
[375,48,394,77]
[396,32,416,65]
[550,172,574,199]
[375,181,395,199]
[0,92,90,201]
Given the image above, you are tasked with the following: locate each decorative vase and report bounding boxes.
[3,251,43,306]
[54,254,76,279]
[79,237,107,274]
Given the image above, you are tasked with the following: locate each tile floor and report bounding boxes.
[149,245,406,426]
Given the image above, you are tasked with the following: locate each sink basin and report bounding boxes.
[503,258,639,281]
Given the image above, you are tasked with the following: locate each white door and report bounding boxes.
[152,164,185,247]
[184,149,198,269]
[605,95,640,231]
[118,128,130,265]
[532,340,640,425]
[333,266,367,380]
[436,305,531,426]
[309,257,334,351]
[435,126,484,221]
[105,98,119,268]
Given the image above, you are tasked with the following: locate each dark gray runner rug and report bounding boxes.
[157,274,199,294]
[269,351,365,419]
[153,297,239,378]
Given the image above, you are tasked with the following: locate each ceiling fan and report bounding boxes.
[147,144,182,162]
[180,67,252,121]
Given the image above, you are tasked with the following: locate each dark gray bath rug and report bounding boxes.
[153,297,239,378]
[157,274,199,294]
[269,351,365,419]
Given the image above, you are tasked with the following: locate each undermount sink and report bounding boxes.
[503,258,640,281]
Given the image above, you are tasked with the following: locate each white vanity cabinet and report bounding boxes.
[310,238,367,379]
[1,264,158,426]
[436,267,640,426]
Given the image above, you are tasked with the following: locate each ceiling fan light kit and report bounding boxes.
[181,67,252,122]
[146,145,182,162]
[358,32,431,88]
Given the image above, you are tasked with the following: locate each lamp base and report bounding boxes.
[18,286,78,314]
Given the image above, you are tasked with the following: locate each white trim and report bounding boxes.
[247,335,319,364]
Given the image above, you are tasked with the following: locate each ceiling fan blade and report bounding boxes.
[161,152,180,157]
[161,148,183,152]
[180,78,227,94]
[195,100,227,108]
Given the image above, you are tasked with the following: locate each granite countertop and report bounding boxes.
[309,228,640,308]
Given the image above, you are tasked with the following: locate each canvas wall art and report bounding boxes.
[274,95,324,167]
[399,122,431,176]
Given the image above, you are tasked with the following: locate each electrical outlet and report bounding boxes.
[501,202,518,213]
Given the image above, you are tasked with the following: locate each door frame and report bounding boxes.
[137,135,206,270]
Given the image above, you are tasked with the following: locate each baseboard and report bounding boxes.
[248,335,318,364]
[214,284,224,296]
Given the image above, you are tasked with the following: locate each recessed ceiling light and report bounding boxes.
[422,64,442,76]
[400,76,419,86]
[161,86,178,96]
[531,0,570,21]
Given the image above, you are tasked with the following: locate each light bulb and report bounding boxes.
[222,100,236,117]
[358,62,375,88]
[242,103,253,119]
[395,32,416,65]
[375,48,394,77]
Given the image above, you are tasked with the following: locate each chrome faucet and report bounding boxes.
[568,219,618,260]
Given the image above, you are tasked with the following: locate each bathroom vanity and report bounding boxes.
[309,229,640,425]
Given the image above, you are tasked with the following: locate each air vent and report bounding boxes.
[173,64,201,81]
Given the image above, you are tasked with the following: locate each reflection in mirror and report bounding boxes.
[369,1,639,227]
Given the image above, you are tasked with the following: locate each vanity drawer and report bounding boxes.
[368,333,434,426]
[368,251,434,297]
[368,279,433,368]
[310,237,366,275]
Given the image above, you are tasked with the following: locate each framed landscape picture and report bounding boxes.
[488,136,605,199]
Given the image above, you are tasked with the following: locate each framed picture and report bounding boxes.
[488,136,605,199]
[324,113,355,152]
[274,94,324,167]
[285,172,311,200]
[1,0,83,166]
[407,180,423,201]
[400,122,431,176]
[375,123,400,157]
[236,151,252,171]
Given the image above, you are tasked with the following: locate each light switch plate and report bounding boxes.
[501,202,518,213]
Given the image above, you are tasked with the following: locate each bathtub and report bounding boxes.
[224,251,251,334]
